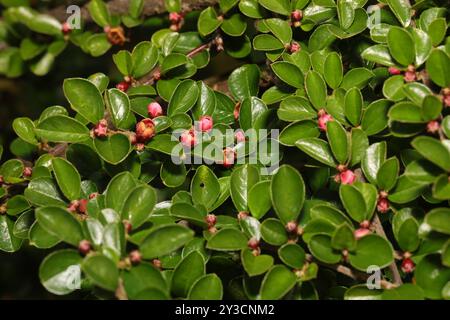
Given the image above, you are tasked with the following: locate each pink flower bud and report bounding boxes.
[23,167,32,177]
[78,199,88,214]
[152,259,162,269]
[93,119,108,138]
[180,128,196,147]
[354,228,371,240]
[444,94,450,108]
[318,111,333,131]
[147,102,163,118]
[222,147,236,168]
[129,250,142,265]
[426,120,440,134]
[291,10,303,21]
[62,22,71,35]
[234,102,240,120]
[89,192,99,200]
[360,220,370,229]
[237,211,248,220]
[403,70,416,82]
[247,237,259,250]
[235,130,245,143]
[285,221,298,233]
[401,258,415,273]
[290,42,301,53]
[199,115,213,132]
[78,240,91,255]
[340,170,356,185]
[123,220,132,233]
[388,67,401,75]
[376,197,390,213]
[135,118,156,143]
[67,200,79,212]
[169,12,183,24]
[205,214,217,226]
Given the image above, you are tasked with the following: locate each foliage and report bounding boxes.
[1,0,450,300]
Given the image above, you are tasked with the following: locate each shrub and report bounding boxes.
[0,0,449,300]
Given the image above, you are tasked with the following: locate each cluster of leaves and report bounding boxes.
[1,0,450,300]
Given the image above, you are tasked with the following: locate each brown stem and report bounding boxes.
[372,213,403,286]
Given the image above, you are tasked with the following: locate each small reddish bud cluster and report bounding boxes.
[129,250,142,265]
[222,147,236,168]
[62,22,72,35]
[105,26,126,46]
[116,81,130,92]
[289,42,301,53]
[180,128,197,147]
[235,130,246,143]
[78,240,92,255]
[93,119,108,138]
[354,220,371,239]
[169,12,184,31]
[23,167,32,178]
[205,214,217,234]
[152,259,162,269]
[388,67,402,75]
[135,118,156,143]
[198,115,213,132]
[285,221,298,234]
[0,175,4,186]
[123,220,133,233]
[401,257,415,273]
[153,70,161,81]
[290,10,303,27]
[147,102,163,118]
[68,199,88,214]
[317,109,333,131]
[377,192,390,213]
[426,120,440,134]
[237,211,248,220]
[443,88,450,107]
[388,65,417,82]
[89,192,99,200]
[248,237,260,256]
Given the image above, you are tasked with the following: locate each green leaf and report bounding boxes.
[105,89,131,129]
[86,34,111,57]
[206,228,248,251]
[344,284,383,300]
[271,165,305,224]
[271,61,304,88]
[305,71,327,110]
[94,133,131,165]
[361,45,395,66]
[113,50,132,76]
[230,164,260,212]
[0,215,22,252]
[415,254,450,299]
[425,208,450,235]
[192,81,216,120]
[277,96,316,122]
[344,88,362,126]
[82,254,118,291]
[122,185,156,228]
[296,138,337,167]
[260,218,288,245]
[88,73,110,92]
[12,117,38,145]
[426,49,450,87]
[253,34,284,51]
[35,206,83,246]
[140,225,194,259]
[339,184,367,222]
[197,7,222,36]
[52,158,81,201]
[392,211,420,252]
[257,0,290,15]
[188,274,223,300]
[221,13,247,36]
[279,120,320,146]
[228,64,260,101]
[35,115,90,143]
[13,210,34,238]
[332,223,356,251]
[337,0,355,29]
[412,28,432,66]
[348,235,394,271]
[428,18,446,46]
[87,0,111,27]
[239,97,268,131]
[411,136,450,171]
[191,166,220,211]
[386,0,412,27]
[29,221,60,249]
[167,80,199,116]
[377,157,399,192]
[278,243,306,269]
[362,142,386,185]
[260,265,296,299]
[172,251,205,297]
[161,161,186,188]
[39,249,82,295]
[239,0,264,18]
[24,178,66,207]
[382,284,424,300]
[248,180,271,220]
[265,18,292,44]
[422,95,442,122]
[324,52,343,89]
[361,100,390,135]
[131,41,158,78]
[241,247,274,276]
[308,235,341,264]
[105,172,137,213]
[326,120,349,164]
[340,68,374,90]
[388,175,428,204]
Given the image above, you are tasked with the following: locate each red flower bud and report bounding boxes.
[135,118,156,143]
[290,42,301,53]
[360,220,370,229]
[291,10,303,21]
[93,119,108,138]
[62,22,72,35]
[354,228,371,240]
[116,81,129,92]
[401,257,415,273]
[205,214,217,227]
[152,259,162,269]
[147,102,163,118]
[403,70,416,82]
[123,220,132,233]
[234,102,241,120]
[247,237,259,250]
[67,200,79,212]
[377,197,390,213]
[444,94,450,108]
[180,128,197,147]
[78,199,88,214]
[78,240,91,255]
[237,211,248,220]
[340,170,356,185]
[169,12,183,24]
[0,175,4,186]
[222,147,236,168]
[89,192,98,200]
[23,167,32,177]
[388,67,401,75]
[199,115,213,132]
[285,221,298,233]
[129,250,142,265]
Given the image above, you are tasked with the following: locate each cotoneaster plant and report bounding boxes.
[1,0,450,300]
